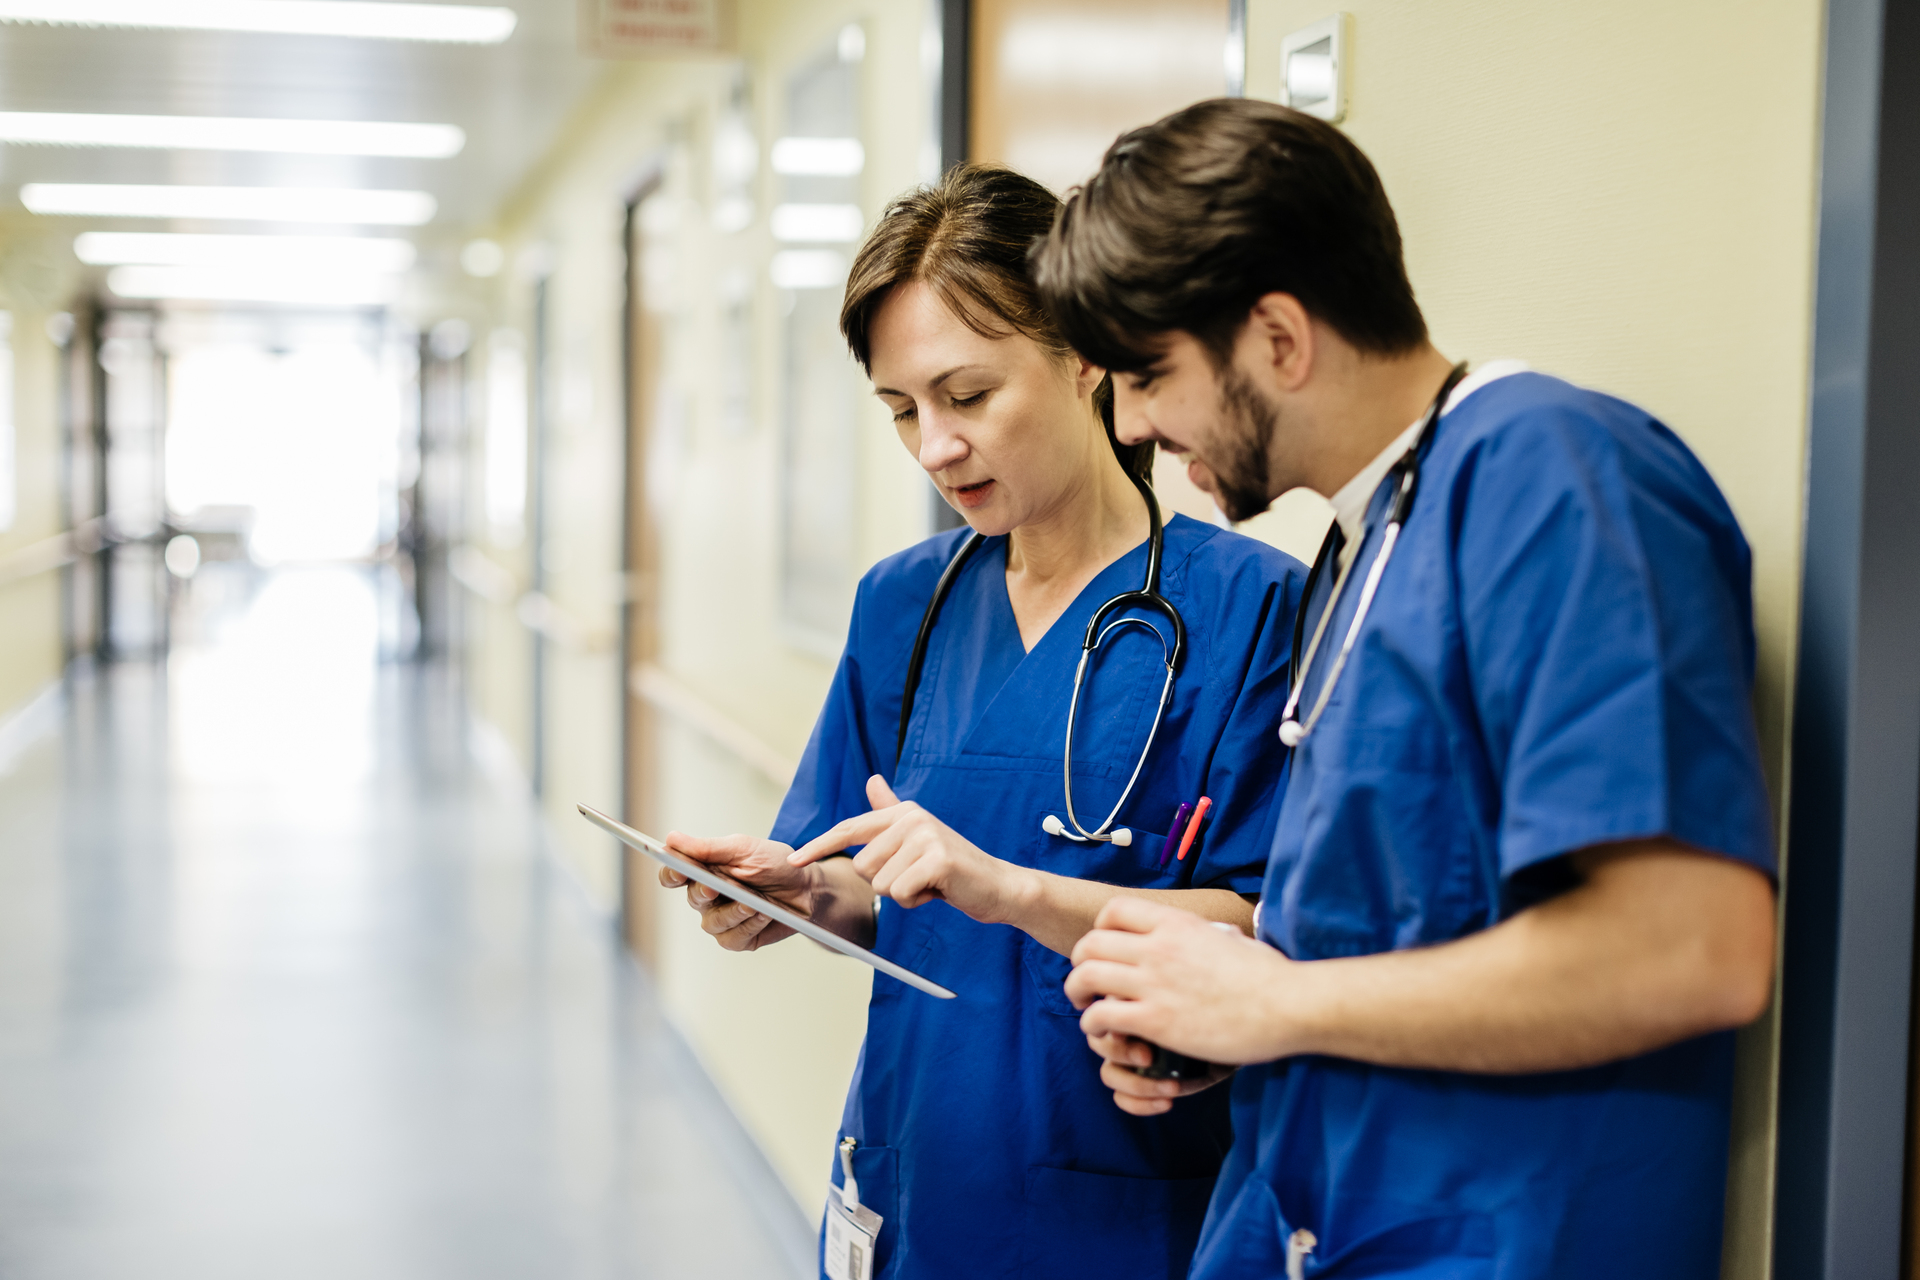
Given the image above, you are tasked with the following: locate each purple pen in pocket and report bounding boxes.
[1159,803,1192,869]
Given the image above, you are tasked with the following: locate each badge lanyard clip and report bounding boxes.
[838,1136,862,1212]
[1287,1228,1317,1280]
[826,1136,881,1280]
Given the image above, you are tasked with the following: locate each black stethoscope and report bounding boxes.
[896,471,1185,848]
[1278,362,1468,748]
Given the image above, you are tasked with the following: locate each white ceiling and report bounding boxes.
[0,1,603,234]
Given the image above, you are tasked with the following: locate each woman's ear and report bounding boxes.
[1074,355,1107,398]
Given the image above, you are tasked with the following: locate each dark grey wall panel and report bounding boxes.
[1774,0,1920,1274]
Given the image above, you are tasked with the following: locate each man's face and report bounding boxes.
[1111,330,1282,523]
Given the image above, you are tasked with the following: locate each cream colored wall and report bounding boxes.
[464,0,933,1208]
[1244,3,1822,1274]
[0,298,69,719]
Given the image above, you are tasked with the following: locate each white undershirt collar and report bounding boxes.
[1327,360,1529,571]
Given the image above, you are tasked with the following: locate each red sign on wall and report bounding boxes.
[578,0,730,56]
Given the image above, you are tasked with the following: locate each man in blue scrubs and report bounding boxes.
[1035,99,1778,1276]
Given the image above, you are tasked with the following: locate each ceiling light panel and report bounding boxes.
[75,232,416,272]
[771,203,863,243]
[107,265,399,306]
[0,112,463,158]
[22,184,437,225]
[0,0,517,43]
[769,137,864,176]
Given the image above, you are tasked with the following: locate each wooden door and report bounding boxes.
[620,181,665,965]
[970,0,1238,526]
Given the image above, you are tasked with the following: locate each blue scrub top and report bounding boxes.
[773,513,1307,1280]
[1194,373,1776,1279]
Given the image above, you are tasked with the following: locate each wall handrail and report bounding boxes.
[449,544,617,653]
[629,662,797,790]
[0,519,107,591]
[451,543,795,789]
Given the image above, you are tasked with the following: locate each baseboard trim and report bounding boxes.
[647,975,820,1278]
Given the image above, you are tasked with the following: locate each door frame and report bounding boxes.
[617,160,665,962]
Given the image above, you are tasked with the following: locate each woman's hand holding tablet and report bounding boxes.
[659,830,829,952]
[580,805,954,998]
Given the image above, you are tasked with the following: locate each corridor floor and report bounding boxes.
[0,566,813,1279]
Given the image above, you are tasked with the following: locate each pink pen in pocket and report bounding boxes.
[1175,796,1213,862]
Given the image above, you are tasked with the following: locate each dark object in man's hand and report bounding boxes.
[1129,1041,1213,1080]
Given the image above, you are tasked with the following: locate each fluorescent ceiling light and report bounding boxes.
[0,0,516,43]
[0,112,463,158]
[770,137,863,176]
[769,249,845,291]
[22,184,436,225]
[107,265,399,306]
[75,232,416,272]
[771,203,862,243]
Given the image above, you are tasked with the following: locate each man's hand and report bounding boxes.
[789,775,1034,924]
[1068,898,1295,1064]
[1068,839,1778,1095]
[1087,1033,1238,1117]
[660,832,819,951]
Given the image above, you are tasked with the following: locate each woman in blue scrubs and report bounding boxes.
[658,164,1307,1279]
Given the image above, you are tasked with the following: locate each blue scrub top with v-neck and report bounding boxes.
[772,512,1307,1280]
[1192,373,1776,1280]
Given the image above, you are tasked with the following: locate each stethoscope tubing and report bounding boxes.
[1279,363,1469,748]
[1061,618,1177,841]
[896,471,1184,848]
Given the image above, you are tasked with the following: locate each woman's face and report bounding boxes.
[868,280,1107,537]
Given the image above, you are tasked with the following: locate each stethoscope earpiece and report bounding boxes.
[1277,720,1306,748]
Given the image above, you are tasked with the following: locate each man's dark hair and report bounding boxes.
[1032,98,1427,372]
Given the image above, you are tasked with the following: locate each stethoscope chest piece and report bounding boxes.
[1043,813,1133,846]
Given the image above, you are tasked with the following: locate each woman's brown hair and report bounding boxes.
[839,163,1154,486]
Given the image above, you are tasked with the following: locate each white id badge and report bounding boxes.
[824,1183,880,1280]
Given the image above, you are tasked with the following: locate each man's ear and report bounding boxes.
[1242,293,1315,392]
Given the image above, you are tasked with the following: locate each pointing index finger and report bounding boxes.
[789,809,895,865]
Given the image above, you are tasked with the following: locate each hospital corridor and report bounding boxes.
[0,566,809,1277]
[0,1,1911,1278]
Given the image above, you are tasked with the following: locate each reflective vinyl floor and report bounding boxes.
[0,566,813,1279]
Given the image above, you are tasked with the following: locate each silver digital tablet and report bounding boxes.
[578,803,957,1000]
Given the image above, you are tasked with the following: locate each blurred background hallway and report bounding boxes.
[0,563,810,1278]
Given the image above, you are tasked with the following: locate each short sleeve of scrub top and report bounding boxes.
[1455,389,1774,891]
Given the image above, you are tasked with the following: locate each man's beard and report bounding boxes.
[1207,366,1278,523]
